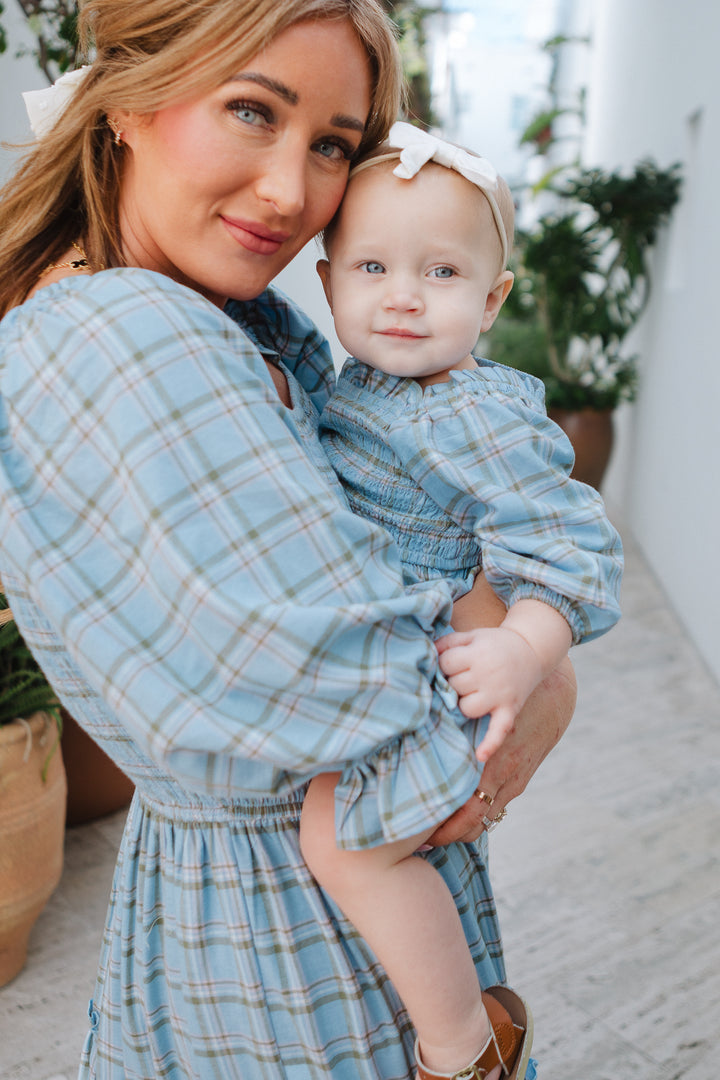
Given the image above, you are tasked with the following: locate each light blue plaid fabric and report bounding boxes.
[0,270,509,1079]
[320,358,623,644]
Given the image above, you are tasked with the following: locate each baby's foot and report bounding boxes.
[415,1053,500,1079]
[415,1006,501,1079]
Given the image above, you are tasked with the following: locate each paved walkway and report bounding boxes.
[1,524,719,1079]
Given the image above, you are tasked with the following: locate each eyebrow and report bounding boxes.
[331,113,366,134]
[231,73,366,133]
[232,73,298,104]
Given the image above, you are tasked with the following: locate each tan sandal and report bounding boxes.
[415,985,533,1080]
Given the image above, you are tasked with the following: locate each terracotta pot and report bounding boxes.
[61,710,134,826]
[549,407,614,490]
[0,712,67,986]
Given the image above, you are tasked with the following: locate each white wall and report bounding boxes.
[584,0,720,684]
[425,0,559,190]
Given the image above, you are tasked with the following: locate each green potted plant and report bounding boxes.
[0,591,66,986]
[488,158,682,488]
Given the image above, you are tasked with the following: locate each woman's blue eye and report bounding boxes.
[228,102,270,127]
[315,140,353,162]
[362,262,385,274]
[430,266,455,278]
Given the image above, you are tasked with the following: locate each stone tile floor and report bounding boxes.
[1,524,718,1079]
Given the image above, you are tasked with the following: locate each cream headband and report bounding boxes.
[352,121,509,267]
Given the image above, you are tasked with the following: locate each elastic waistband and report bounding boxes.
[135,785,307,825]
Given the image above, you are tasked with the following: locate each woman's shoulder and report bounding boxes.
[3,269,287,369]
[2,267,230,353]
[2,269,334,407]
[10,266,216,317]
[0,268,279,402]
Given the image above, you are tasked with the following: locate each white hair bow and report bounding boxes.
[387,121,509,266]
[23,65,92,139]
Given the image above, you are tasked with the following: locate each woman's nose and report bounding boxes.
[254,144,306,218]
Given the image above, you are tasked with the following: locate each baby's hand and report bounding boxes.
[436,627,543,761]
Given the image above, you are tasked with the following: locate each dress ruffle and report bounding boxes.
[334,681,484,850]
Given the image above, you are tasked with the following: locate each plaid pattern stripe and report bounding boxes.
[0,271,507,1077]
[320,358,623,645]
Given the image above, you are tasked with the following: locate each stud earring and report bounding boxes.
[107,117,123,145]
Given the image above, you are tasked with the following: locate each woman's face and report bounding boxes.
[117,19,372,307]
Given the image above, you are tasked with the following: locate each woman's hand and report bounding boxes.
[425,573,577,846]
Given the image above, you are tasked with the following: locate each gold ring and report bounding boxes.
[475,789,494,806]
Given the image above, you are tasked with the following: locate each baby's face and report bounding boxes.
[318,162,506,379]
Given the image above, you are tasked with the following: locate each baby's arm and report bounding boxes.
[437,598,572,761]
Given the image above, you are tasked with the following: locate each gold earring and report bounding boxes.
[107,117,123,145]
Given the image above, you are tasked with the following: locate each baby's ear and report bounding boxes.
[316,259,333,311]
[480,270,514,332]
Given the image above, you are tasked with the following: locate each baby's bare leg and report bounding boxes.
[300,773,500,1076]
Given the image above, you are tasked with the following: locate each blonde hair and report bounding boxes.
[322,140,515,269]
[0,0,403,317]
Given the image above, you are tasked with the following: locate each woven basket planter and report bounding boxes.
[0,712,66,986]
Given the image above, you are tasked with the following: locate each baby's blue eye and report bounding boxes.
[362,261,385,274]
[430,266,455,278]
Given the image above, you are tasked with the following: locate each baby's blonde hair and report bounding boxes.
[0,0,403,317]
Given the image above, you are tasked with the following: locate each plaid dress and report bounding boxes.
[0,271,509,1080]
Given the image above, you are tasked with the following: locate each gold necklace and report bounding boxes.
[39,241,99,279]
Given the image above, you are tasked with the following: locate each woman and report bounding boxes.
[0,1,576,1077]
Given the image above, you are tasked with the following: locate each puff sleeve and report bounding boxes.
[385,364,623,643]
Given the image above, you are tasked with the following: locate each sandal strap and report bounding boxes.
[415,991,522,1080]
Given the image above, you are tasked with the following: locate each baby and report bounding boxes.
[300,123,623,1080]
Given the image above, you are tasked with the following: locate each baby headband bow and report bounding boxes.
[359,121,509,267]
[23,65,92,139]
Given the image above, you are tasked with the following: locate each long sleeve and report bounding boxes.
[388,366,623,643]
[0,270,482,848]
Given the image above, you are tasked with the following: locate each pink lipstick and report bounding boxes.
[221,216,290,255]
